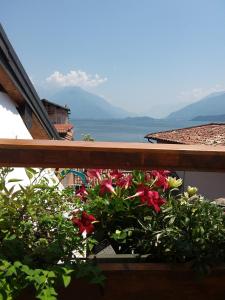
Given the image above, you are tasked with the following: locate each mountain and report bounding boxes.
[167,92,225,120]
[192,114,225,122]
[120,116,155,124]
[49,87,132,119]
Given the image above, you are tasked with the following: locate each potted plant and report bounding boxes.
[0,167,225,299]
[0,168,104,300]
[71,168,225,299]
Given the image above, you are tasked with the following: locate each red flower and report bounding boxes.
[72,211,96,235]
[87,169,102,181]
[145,172,152,182]
[117,175,133,189]
[100,178,116,195]
[136,185,166,212]
[75,185,88,200]
[110,169,123,180]
[151,170,170,191]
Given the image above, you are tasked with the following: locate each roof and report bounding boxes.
[54,123,74,141]
[0,24,59,139]
[54,123,74,133]
[145,123,225,146]
[42,99,70,112]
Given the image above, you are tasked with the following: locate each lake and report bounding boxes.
[71,119,207,142]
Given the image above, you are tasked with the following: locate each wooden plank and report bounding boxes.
[0,139,225,171]
[0,65,24,105]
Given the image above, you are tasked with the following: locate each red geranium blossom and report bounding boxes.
[72,211,96,235]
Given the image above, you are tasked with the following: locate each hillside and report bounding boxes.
[167,92,225,120]
[49,87,132,119]
[192,114,225,122]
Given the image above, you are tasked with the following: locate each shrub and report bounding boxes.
[0,168,104,300]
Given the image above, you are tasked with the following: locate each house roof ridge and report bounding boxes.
[42,99,70,111]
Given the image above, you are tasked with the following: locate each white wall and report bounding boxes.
[177,171,225,200]
[0,91,60,188]
[0,91,33,185]
[0,91,32,139]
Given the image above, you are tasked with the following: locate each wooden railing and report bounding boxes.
[0,139,225,172]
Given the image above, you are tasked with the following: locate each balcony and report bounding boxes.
[1,138,225,171]
[0,139,225,300]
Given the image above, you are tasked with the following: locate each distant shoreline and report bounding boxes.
[71,118,207,142]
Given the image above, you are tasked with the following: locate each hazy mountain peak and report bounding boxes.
[49,86,133,119]
[167,91,225,120]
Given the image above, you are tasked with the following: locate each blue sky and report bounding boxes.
[1,0,225,117]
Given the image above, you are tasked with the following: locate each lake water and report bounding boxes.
[71,119,207,142]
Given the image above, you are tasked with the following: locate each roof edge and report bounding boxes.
[0,24,59,140]
[144,122,225,139]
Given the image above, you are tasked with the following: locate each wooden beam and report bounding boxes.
[0,65,24,105]
[0,139,225,172]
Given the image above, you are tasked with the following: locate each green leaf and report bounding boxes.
[8,178,23,183]
[25,168,37,180]
[47,271,56,278]
[62,274,71,287]
[169,216,176,225]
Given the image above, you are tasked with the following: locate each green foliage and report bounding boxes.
[1,166,224,298]
[146,196,225,267]
[0,168,84,267]
[0,168,104,299]
[75,169,225,272]
[82,134,95,141]
[0,259,103,300]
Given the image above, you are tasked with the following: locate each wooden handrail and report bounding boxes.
[0,139,225,172]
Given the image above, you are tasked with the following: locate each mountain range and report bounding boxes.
[167,91,225,120]
[192,114,225,122]
[48,86,225,121]
[50,87,132,119]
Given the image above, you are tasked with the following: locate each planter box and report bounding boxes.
[56,262,225,300]
[18,262,225,300]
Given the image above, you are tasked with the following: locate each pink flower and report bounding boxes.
[75,185,88,200]
[100,178,116,195]
[72,211,96,235]
[87,169,102,181]
[109,169,123,180]
[117,175,133,189]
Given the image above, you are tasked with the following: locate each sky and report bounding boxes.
[1,0,225,117]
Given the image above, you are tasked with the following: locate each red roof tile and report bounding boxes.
[54,123,74,134]
[145,123,225,146]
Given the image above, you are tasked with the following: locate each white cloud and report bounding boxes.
[178,84,225,103]
[46,69,107,88]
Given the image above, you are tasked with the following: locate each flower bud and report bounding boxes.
[187,186,198,196]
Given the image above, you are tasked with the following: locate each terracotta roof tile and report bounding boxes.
[54,123,74,134]
[145,123,225,146]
